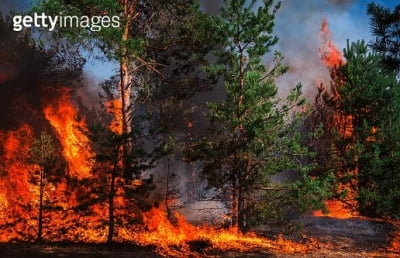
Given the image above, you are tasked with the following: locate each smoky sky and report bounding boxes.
[200,0,367,99]
[0,0,28,14]
[201,0,224,15]
[0,0,380,101]
[273,0,365,98]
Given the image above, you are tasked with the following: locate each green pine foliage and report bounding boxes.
[327,40,400,217]
[197,0,330,232]
[367,2,400,73]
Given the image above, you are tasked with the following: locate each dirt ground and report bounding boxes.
[0,243,163,258]
[280,215,400,257]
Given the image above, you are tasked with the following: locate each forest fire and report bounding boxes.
[126,205,318,256]
[43,88,94,179]
[0,84,321,254]
[0,125,36,241]
[105,99,123,135]
[312,19,358,220]
[0,91,321,255]
[313,200,355,219]
[1,0,400,256]
[319,19,345,69]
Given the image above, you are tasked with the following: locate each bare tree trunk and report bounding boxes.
[120,57,133,179]
[231,177,239,228]
[38,169,44,243]
[237,178,245,233]
[236,50,246,233]
[119,5,135,179]
[107,166,117,244]
[165,158,171,220]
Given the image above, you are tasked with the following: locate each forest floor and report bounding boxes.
[0,216,399,257]
[272,215,400,257]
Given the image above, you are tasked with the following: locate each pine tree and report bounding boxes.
[30,131,57,243]
[32,1,217,241]
[33,0,217,181]
[322,40,400,217]
[367,3,400,73]
[197,0,320,232]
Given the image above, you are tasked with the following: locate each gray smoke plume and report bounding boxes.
[200,0,366,99]
[273,0,367,99]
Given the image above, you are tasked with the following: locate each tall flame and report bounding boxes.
[319,19,345,69]
[43,88,94,179]
[313,19,357,219]
[0,124,37,241]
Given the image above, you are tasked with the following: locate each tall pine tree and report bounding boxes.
[197,0,324,232]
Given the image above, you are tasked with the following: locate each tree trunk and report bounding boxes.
[107,167,117,244]
[231,176,239,228]
[165,158,171,220]
[119,9,134,179]
[237,179,245,233]
[236,50,246,233]
[37,169,44,243]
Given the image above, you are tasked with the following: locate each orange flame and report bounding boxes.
[388,220,400,252]
[43,88,94,179]
[125,206,318,256]
[0,111,321,255]
[334,113,353,138]
[314,19,358,219]
[105,99,123,135]
[0,125,35,207]
[313,200,356,219]
[0,125,38,241]
[319,19,345,69]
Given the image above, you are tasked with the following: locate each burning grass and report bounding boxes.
[123,206,319,256]
[2,207,400,258]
